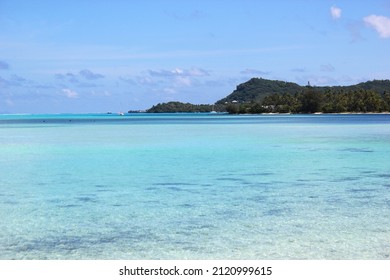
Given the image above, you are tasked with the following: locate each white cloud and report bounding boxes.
[330,6,342,19]
[142,67,210,93]
[149,67,209,78]
[62,88,78,98]
[364,15,390,38]
[127,67,212,99]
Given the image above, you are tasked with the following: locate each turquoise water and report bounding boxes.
[0,113,389,259]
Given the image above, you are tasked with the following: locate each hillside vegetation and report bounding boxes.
[144,78,390,114]
[221,78,390,114]
[216,78,303,104]
[146,102,225,113]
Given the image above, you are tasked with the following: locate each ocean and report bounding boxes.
[0,113,389,259]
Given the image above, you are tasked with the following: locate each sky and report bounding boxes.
[1,0,390,113]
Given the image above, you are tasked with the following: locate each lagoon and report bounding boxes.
[0,113,389,259]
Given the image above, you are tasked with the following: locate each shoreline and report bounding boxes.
[233,111,390,116]
[1,111,390,117]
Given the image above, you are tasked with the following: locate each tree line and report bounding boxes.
[146,101,225,113]
[226,87,390,114]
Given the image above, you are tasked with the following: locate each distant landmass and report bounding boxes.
[140,78,390,114]
[146,102,226,113]
[216,78,303,104]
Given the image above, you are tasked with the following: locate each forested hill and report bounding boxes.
[142,78,390,113]
[322,79,390,93]
[221,78,390,114]
[216,78,390,104]
[216,78,303,104]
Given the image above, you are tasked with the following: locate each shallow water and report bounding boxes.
[0,114,389,259]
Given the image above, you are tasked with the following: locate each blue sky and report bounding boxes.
[1,0,390,113]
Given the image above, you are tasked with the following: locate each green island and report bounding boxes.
[146,102,226,113]
[141,78,390,114]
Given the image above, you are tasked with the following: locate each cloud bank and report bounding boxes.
[148,67,209,78]
[55,69,105,82]
[79,69,105,80]
[364,15,390,38]
[144,67,210,93]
